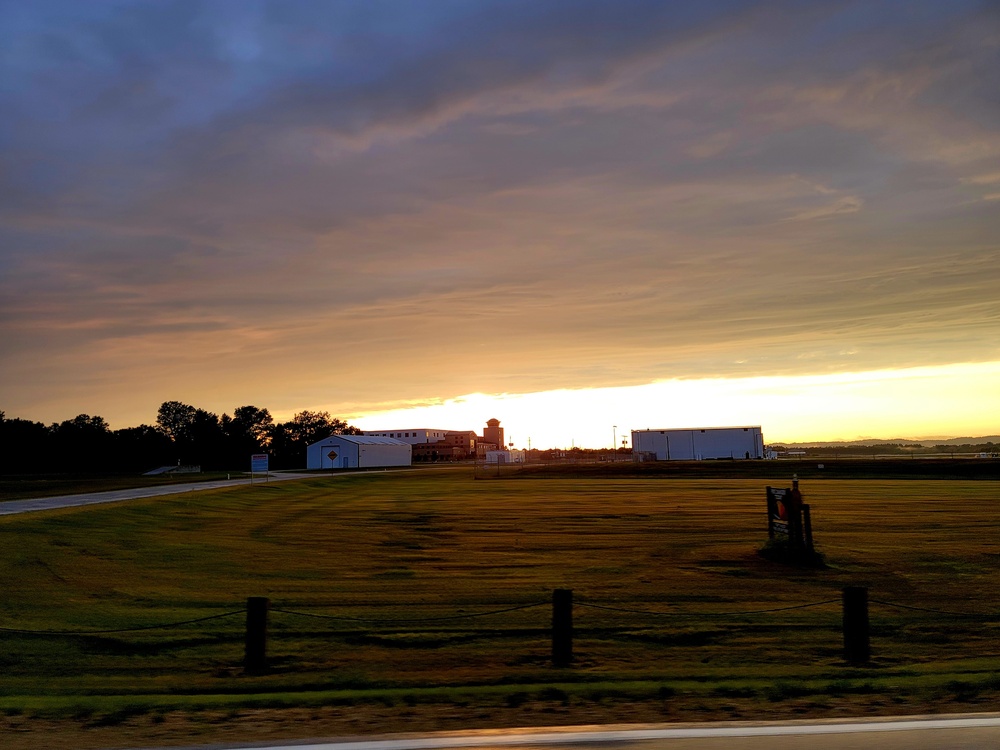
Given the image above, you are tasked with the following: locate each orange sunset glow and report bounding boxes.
[2,1,998,448]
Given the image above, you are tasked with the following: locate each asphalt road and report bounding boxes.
[0,472,315,516]
[161,715,1000,750]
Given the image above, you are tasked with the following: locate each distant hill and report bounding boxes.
[776,435,1000,448]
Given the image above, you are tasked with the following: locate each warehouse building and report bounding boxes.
[307,434,411,470]
[632,427,764,461]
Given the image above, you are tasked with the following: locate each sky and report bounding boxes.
[1,0,999,448]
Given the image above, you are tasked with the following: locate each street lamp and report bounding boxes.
[613,425,617,462]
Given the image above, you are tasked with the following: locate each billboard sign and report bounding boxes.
[251,454,269,473]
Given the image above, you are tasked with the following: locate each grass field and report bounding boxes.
[2,468,1000,746]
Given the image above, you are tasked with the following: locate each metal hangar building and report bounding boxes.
[307,434,411,470]
[632,426,764,461]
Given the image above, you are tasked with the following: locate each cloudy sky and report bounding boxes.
[2,0,998,447]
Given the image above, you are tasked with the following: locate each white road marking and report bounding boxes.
[215,715,1000,750]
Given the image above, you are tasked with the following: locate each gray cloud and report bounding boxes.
[1,0,998,424]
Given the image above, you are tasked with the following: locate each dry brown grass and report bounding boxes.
[1,470,999,746]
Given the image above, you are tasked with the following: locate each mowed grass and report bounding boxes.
[1,470,1000,716]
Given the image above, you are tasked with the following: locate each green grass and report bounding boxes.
[1,470,1000,716]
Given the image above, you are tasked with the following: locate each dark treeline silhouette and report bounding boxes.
[0,403,361,475]
[769,442,999,456]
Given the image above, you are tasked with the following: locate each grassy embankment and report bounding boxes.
[1,468,1000,742]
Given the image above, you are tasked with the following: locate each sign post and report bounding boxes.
[250,453,269,484]
[765,476,819,564]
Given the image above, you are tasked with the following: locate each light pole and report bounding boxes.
[613,425,617,462]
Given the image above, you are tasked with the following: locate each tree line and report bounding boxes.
[769,442,999,456]
[0,402,361,474]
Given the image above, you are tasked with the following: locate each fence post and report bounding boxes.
[842,586,870,664]
[245,596,270,673]
[766,486,775,539]
[552,588,573,667]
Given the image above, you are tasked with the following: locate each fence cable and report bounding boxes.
[576,598,841,617]
[0,610,244,636]
[272,601,548,624]
[5,597,996,637]
[871,599,999,620]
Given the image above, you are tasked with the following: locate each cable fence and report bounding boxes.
[2,587,999,674]
[271,600,548,625]
[0,609,244,636]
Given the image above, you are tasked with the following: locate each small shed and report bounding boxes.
[307,434,411,470]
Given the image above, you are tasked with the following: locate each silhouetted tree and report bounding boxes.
[112,425,174,472]
[50,414,113,472]
[221,405,273,467]
[156,401,197,443]
[186,409,224,468]
[154,402,227,467]
[4,403,363,474]
[0,414,50,473]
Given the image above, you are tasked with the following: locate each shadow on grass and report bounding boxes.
[758,540,827,569]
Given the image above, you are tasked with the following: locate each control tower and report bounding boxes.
[483,418,504,449]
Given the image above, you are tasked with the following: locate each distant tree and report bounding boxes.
[156,401,197,442]
[50,414,113,471]
[186,409,224,468]
[155,402,228,467]
[220,405,273,467]
[112,425,174,472]
[228,405,273,447]
[0,415,50,473]
[285,410,337,446]
[55,414,110,433]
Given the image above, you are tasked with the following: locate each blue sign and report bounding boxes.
[251,454,269,473]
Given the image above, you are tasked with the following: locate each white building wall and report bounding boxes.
[484,450,525,464]
[307,436,411,469]
[361,429,448,444]
[632,427,763,461]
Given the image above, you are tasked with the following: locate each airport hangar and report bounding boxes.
[306,434,411,470]
[632,426,764,461]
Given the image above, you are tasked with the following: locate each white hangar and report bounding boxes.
[307,434,412,470]
[632,426,764,461]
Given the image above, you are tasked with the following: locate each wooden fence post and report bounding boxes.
[552,588,573,667]
[766,486,775,539]
[842,586,870,664]
[245,596,270,673]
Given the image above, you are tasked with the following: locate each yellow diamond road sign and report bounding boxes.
[327,450,338,461]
